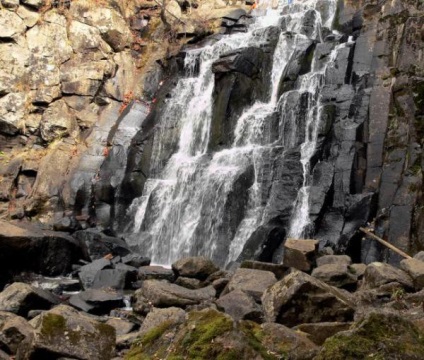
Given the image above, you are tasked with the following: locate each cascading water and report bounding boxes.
[126,0,343,266]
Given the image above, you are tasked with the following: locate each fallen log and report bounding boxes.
[359,227,412,259]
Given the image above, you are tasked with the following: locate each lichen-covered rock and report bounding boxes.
[0,283,59,317]
[225,268,277,302]
[135,280,216,308]
[0,311,33,354]
[316,312,424,360]
[172,256,219,280]
[400,258,424,290]
[362,262,414,290]
[262,270,355,327]
[19,305,115,360]
[40,100,79,142]
[0,9,26,39]
[311,263,358,289]
[216,289,263,322]
[283,238,319,271]
[294,322,352,346]
[0,92,26,135]
[125,308,318,360]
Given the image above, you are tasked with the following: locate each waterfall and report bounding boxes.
[126,0,341,266]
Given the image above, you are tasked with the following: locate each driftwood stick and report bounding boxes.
[359,227,412,259]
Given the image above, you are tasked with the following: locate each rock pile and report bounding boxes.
[1,236,424,359]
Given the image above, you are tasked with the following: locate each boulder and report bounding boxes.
[69,289,124,315]
[0,9,26,39]
[135,280,216,308]
[19,305,115,360]
[400,258,424,290]
[121,253,150,268]
[311,263,358,289]
[0,283,59,317]
[225,268,277,302]
[262,270,355,327]
[138,266,175,282]
[316,312,424,359]
[414,251,424,262]
[138,307,186,335]
[294,322,352,346]
[0,92,26,135]
[240,260,287,279]
[172,256,219,280]
[361,262,414,290]
[126,308,318,359]
[53,216,82,233]
[283,239,319,272]
[348,263,367,279]
[316,255,352,267]
[0,311,33,354]
[212,47,265,78]
[175,277,202,289]
[92,268,128,291]
[40,100,79,142]
[73,229,131,261]
[105,318,136,336]
[78,258,112,290]
[0,221,86,285]
[216,289,263,322]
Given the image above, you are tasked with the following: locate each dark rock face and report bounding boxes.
[0,221,86,286]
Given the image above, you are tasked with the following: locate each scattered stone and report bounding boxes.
[311,263,357,289]
[0,311,33,354]
[138,266,175,282]
[294,322,352,345]
[283,239,319,272]
[0,283,59,317]
[414,251,424,262]
[121,253,150,268]
[316,255,352,267]
[105,318,136,336]
[225,268,277,302]
[69,289,124,315]
[138,307,186,335]
[92,269,128,291]
[262,270,355,327]
[316,312,424,359]
[361,262,414,290]
[400,258,424,290]
[136,280,216,308]
[216,289,263,322]
[240,260,288,279]
[20,305,115,360]
[172,256,219,280]
[348,263,367,279]
[175,276,202,289]
[78,258,112,290]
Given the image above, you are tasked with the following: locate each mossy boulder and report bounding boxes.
[125,308,318,360]
[18,305,115,360]
[316,312,424,360]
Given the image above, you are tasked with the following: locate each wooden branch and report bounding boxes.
[152,0,186,25]
[359,227,412,259]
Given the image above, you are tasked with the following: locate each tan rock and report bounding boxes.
[0,92,27,135]
[400,258,424,290]
[26,13,72,64]
[361,262,413,290]
[0,9,26,39]
[68,20,113,56]
[22,305,115,360]
[226,268,277,301]
[40,100,79,142]
[16,5,40,28]
[32,85,62,104]
[0,311,33,354]
[283,238,319,271]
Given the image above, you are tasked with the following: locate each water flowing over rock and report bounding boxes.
[124,0,349,266]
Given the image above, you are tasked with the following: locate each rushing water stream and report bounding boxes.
[126,0,342,266]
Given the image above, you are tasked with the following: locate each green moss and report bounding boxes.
[40,313,66,337]
[316,313,424,360]
[178,309,234,359]
[125,320,173,360]
[239,321,281,360]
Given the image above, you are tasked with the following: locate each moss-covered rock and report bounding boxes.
[125,308,317,360]
[316,312,424,360]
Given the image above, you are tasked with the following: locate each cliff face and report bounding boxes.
[0,0,243,225]
[0,0,423,264]
[336,0,424,263]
